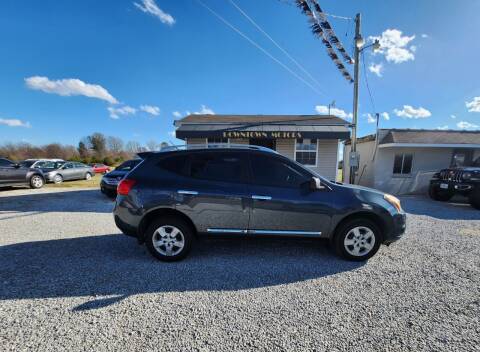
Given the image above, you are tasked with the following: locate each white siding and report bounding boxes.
[230,138,249,145]
[276,139,295,158]
[186,138,206,145]
[344,140,376,187]
[313,140,339,180]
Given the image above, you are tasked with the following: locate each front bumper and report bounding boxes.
[384,212,406,245]
[430,180,475,194]
[100,178,119,194]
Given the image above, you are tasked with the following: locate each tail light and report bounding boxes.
[117,179,136,196]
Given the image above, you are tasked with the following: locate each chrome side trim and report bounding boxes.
[207,228,247,234]
[251,195,272,200]
[249,230,322,237]
[177,190,198,195]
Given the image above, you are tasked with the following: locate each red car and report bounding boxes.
[90,163,111,174]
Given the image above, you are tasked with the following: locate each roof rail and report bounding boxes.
[157,143,278,153]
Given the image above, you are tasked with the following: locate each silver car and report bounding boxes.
[41,162,94,184]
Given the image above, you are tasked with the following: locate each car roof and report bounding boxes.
[138,144,277,159]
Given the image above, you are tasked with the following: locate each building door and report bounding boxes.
[249,138,276,151]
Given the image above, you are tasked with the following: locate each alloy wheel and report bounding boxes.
[152,225,185,256]
[31,176,43,188]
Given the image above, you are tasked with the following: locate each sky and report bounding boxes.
[0,0,479,148]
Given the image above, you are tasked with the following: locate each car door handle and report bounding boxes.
[251,195,272,200]
[177,190,198,195]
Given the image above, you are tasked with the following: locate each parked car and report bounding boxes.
[100,159,142,197]
[20,159,65,169]
[113,145,406,262]
[429,156,480,209]
[0,158,45,189]
[41,162,94,184]
[90,163,111,174]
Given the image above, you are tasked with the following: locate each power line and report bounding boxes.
[361,51,376,112]
[227,0,324,91]
[195,0,326,97]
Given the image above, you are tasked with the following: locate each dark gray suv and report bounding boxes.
[113,145,406,262]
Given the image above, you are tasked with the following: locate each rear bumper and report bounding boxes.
[114,215,137,237]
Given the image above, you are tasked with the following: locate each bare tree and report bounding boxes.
[107,136,124,154]
[146,140,158,151]
[125,141,142,154]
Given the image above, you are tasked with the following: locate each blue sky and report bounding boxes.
[1,0,479,147]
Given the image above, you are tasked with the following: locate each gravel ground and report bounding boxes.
[0,187,479,351]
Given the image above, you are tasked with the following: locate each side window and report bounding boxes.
[157,155,188,176]
[63,163,74,169]
[0,158,13,167]
[393,153,413,175]
[189,152,244,183]
[250,154,309,188]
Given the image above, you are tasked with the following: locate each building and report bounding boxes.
[343,129,480,195]
[174,114,351,180]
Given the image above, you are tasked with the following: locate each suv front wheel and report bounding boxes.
[333,219,382,261]
[145,217,193,262]
[429,185,453,202]
[469,188,480,210]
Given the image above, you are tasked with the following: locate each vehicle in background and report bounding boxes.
[0,157,45,189]
[113,145,406,262]
[90,163,111,174]
[41,162,94,184]
[100,159,142,198]
[429,156,480,209]
[20,159,65,169]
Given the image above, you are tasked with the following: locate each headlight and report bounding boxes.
[384,194,402,212]
[462,172,472,180]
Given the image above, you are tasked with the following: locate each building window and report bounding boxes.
[393,153,413,175]
[295,138,317,166]
[207,137,229,146]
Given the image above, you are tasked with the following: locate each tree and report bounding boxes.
[107,136,124,154]
[88,132,106,158]
[125,141,142,154]
[78,141,89,159]
[146,140,158,151]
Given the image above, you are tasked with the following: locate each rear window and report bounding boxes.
[189,152,244,183]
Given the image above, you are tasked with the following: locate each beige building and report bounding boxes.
[344,129,480,195]
[174,114,350,181]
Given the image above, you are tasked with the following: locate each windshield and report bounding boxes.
[19,160,35,168]
[116,160,140,171]
[41,161,65,169]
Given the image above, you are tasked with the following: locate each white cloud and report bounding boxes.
[0,118,31,128]
[194,105,215,115]
[108,105,137,119]
[25,76,118,104]
[466,97,480,112]
[382,112,390,120]
[421,34,429,38]
[368,63,383,77]
[437,125,449,130]
[450,114,457,119]
[315,105,352,120]
[394,105,431,119]
[366,113,377,124]
[140,105,160,116]
[410,45,417,53]
[369,29,416,64]
[168,130,176,137]
[134,0,175,25]
[457,121,479,130]
[172,111,182,118]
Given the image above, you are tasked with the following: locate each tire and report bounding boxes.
[429,185,453,202]
[333,219,382,261]
[145,217,193,262]
[469,188,480,210]
[53,174,63,184]
[29,175,44,189]
[85,172,92,180]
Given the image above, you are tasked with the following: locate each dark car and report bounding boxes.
[100,159,142,197]
[429,156,480,209]
[41,162,94,184]
[113,145,406,262]
[0,158,45,189]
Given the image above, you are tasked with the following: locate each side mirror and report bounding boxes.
[310,177,325,190]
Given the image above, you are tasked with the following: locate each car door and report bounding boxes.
[173,151,251,234]
[73,163,86,179]
[0,158,15,185]
[61,163,75,180]
[246,153,333,237]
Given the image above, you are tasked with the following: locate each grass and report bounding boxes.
[46,174,102,188]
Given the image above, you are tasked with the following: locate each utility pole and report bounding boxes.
[349,13,361,185]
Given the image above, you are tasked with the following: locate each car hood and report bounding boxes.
[440,167,480,172]
[334,182,386,196]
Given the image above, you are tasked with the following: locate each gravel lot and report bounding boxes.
[0,187,479,351]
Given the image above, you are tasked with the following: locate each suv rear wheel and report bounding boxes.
[333,219,382,261]
[469,188,480,210]
[429,185,453,202]
[145,217,193,261]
